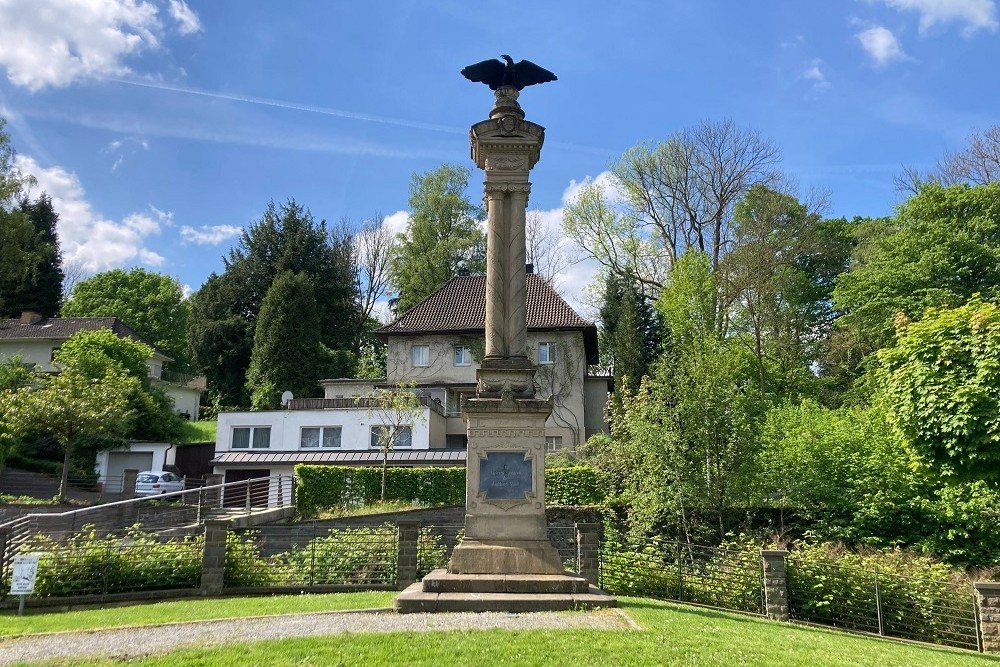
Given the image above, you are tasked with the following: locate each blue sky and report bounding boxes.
[1,0,998,317]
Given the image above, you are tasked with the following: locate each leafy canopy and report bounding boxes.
[877,297,1000,483]
[62,268,189,370]
[389,164,485,313]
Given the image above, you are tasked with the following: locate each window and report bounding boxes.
[300,426,342,449]
[370,425,413,449]
[232,426,271,449]
[545,436,563,452]
[412,345,430,367]
[454,346,472,366]
[538,342,556,365]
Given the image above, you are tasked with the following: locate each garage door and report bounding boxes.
[106,451,155,493]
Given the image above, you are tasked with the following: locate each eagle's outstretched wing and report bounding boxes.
[512,60,557,89]
[461,59,507,90]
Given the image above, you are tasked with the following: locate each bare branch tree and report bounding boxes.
[563,119,781,294]
[896,125,1000,194]
[353,213,395,324]
[525,210,573,290]
[60,258,88,300]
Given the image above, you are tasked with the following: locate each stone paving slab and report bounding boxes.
[0,608,634,666]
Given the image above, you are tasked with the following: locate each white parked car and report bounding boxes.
[134,471,184,497]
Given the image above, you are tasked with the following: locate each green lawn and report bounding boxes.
[175,419,217,444]
[0,592,395,637]
[7,597,997,667]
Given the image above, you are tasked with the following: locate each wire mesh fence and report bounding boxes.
[224,523,398,590]
[1,527,203,598]
[786,556,981,651]
[0,475,295,582]
[599,536,765,615]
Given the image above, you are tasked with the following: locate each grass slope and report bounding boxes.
[8,597,997,667]
[175,420,217,444]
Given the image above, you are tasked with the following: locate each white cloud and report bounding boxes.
[168,0,201,34]
[879,0,998,35]
[16,155,166,272]
[802,59,831,89]
[561,171,620,206]
[383,210,410,237]
[857,25,909,65]
[179,224,243,245]
[104,135,149,172]
[0,0,202,91]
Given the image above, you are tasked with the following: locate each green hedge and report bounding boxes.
[295,464,608,515]
[295,466,466,515]
[546,466,607,505]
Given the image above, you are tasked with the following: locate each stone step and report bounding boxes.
[420,569,590,594]
[394,582,617,614]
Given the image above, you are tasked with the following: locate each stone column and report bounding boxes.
[200,519,229,595]
[450,86,562,576]
[397,521,420,589]
[576,523,601,586]
[975,582,1000,653]
[761,549,790,621]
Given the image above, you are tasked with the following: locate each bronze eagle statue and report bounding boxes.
[461,54,557,91]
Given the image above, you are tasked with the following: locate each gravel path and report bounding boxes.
[0,608,635,666]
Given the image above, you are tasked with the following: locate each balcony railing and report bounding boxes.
[287,395,447,417]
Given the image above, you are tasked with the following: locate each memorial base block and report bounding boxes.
[448,539,564,575]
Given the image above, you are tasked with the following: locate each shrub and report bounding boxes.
[283,526,397,586]
[786,541,978,648]
[23,525,203,597]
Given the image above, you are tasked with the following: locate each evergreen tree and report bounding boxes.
[389,164,485,313]
[189,200,362,406]
[188,273,254,406]
[246,271,322,410]
[0,196,62,318]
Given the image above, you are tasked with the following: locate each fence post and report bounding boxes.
[200,519,229,595]
[122,469,139,499]
[576,522,601,587]
[0,527,9,583]
[761,549,790,621]
[396,521,420,589]
[974,582,1000,653]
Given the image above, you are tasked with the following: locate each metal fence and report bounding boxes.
[0,475,295,583]
[2,527,202,598]
[786,556,981,651]
[224,524,399,590]
[599,537,766,615]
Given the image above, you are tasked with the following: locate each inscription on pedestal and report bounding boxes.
[480,451,534,500]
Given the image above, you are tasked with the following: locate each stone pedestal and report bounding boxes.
[448,392,563,575]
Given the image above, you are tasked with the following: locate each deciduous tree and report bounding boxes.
[833,183,1000,364]
[389,164,485,313]
[62,268,189,370]
[877,298,1000,483]
[358,384,426,501]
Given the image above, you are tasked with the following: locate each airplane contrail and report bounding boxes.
[108,78,467,135]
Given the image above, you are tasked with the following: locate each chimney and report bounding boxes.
[525,263,534,274]
[20,310,43,325]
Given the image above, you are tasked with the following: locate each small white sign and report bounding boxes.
[11,554,40,595]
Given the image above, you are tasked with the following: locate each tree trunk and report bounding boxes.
[57,441,73,503]
[381,451,388,503]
